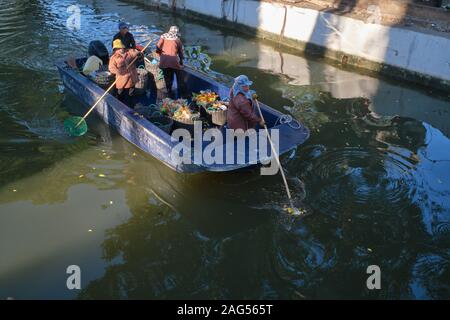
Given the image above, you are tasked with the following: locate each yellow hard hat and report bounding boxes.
[112,39,125,49]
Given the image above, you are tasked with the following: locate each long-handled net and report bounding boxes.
[64,38,156,137]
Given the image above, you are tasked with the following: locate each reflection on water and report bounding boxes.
[0,0,449,299]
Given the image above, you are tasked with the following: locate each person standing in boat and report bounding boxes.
[113,22,136,49]
[108,39,142,108]
[155,26,186,98]
[227,75,265,131]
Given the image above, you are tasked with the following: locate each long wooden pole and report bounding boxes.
[254,98,294,205]
[75,39,155,127]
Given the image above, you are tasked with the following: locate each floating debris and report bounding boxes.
[78,174,84,178]
[109,201,113,205]
[98,173,106,178]
[283,206,307,216]
[12,189,17,192]
[88,229,93,232]
[367,248,373,253]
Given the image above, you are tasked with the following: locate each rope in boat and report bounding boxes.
[274,114,302,130]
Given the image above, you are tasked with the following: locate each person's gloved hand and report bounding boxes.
[252,92,258,100]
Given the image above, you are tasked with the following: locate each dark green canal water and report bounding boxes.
[1,0,449,299]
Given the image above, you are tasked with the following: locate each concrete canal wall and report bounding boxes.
[124,0,450,91]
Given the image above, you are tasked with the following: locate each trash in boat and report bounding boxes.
[159,98,190,117]
[88,70,115,88]
[192,90,219,107]
[173,105,198,123]
[193,90,228,125]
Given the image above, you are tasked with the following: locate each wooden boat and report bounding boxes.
[56,59,309,173]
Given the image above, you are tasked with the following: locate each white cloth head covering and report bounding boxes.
[162,25,180,40]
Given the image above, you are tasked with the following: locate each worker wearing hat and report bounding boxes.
[113,22,136,49]
[227,75,264,131]
[156,26,186,99]
[109,39,142,108]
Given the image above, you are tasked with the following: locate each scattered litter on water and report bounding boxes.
[78,174,84,178]
[98,173,106,178]
[12,189,17,192]
[109,201,113,205]
[88,229,93,232]
[284,206,307,216]
[367,248,373,253]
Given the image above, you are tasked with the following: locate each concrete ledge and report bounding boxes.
[123,0,450,91]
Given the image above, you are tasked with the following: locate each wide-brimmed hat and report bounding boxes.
[234,75,253,87]
[112,39,125,49]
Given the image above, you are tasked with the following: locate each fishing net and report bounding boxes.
[64,116,88,137]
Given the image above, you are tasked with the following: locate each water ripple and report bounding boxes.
[305,147,419,215]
